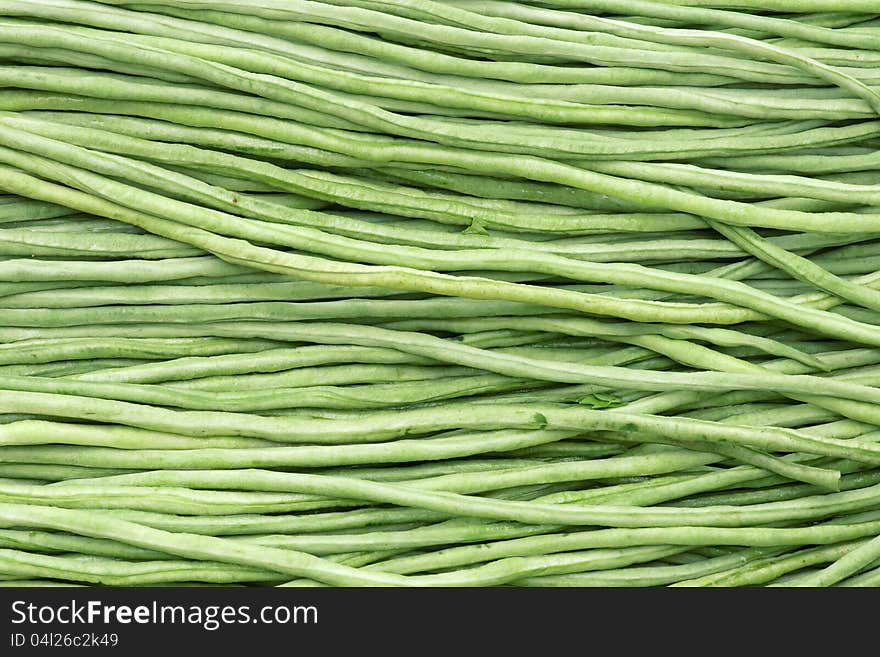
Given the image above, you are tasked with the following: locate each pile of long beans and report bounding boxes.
[0,0,879,587]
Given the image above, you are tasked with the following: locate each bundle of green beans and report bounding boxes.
[0,0,879,588]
